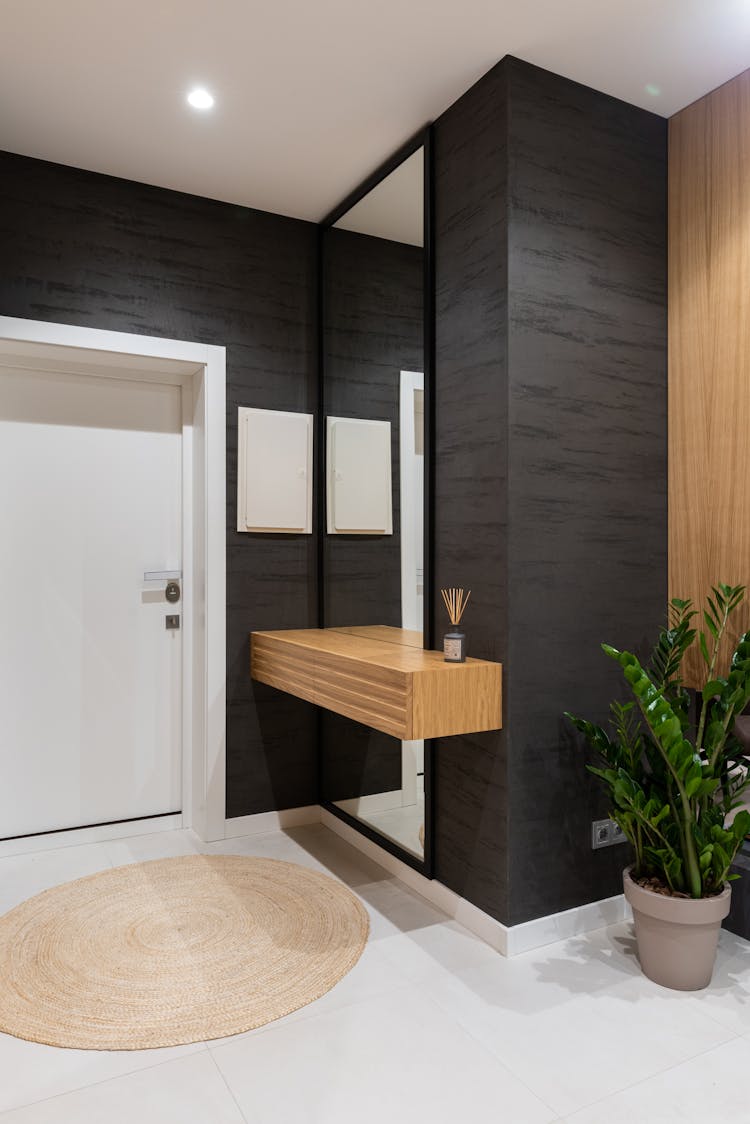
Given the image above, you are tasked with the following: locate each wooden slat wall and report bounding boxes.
[669,69,750,684]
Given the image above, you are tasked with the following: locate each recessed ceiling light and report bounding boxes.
[187,88,214,110]
[645,83,661,97]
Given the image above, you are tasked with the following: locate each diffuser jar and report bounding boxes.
[443,629,466,663]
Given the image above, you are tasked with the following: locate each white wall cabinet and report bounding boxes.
[237,407,313,533]
[327,416,392,535]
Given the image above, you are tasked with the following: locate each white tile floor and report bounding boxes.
[358,796,425,857]
[2,824,750,1122]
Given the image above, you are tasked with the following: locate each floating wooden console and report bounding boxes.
[250,626,502,740]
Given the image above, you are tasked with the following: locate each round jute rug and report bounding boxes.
[0,854,369,1051]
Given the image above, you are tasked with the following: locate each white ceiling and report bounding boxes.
[1,0,749,223]
[334,149,424,246]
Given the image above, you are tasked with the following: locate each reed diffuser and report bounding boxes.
[441,587,471,663]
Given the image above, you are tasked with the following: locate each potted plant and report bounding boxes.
[566,583,750,990]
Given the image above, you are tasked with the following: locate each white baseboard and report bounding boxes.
[321,808,510,955]
[224,805,321,838]
[334,790,404,817]
[320,808,630,957]
[505,893,630,956]
[0,814,183,858]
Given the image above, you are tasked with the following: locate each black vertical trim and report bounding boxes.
[316,222,326,632]
[423,125,436,653]
[422,125,436,879]
[315,222,326,805]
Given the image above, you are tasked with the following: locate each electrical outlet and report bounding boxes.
[591,818,626,850]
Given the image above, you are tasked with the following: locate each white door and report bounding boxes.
[0,366,182,838]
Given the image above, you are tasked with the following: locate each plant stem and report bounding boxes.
[632,696,702,896]
[696,600,732,753]
[695,697,708,770]
[708,699,738,774]
[681,802,702,898]
[634,822,643,876]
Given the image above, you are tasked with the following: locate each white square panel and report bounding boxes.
[327,416,392,534]
[237,407,312,533]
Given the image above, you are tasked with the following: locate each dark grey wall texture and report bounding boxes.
[433,57,667,925]
[433,62,512,919]
[0,151,319,819]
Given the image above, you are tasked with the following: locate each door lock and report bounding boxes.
[165,614,180,630]
[165,581,181,604]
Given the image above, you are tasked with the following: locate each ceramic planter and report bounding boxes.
[623,866,731,991]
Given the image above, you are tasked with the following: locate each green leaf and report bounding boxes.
[699,632,711,666]
[732,810,750,839]
[699,845,713,872]
[703,719,728,753]
[686,774,704,798]
[702,679,725,701]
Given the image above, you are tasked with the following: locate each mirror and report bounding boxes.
[320,140,429,866]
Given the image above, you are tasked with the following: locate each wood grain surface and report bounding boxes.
[669,69,750,684]
[251,628,502,740]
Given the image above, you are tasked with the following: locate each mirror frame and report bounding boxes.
[317,125,435,876]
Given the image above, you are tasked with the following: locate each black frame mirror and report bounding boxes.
[317,126,435,875]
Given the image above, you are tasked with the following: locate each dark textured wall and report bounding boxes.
[433,64,510,921]
[321,715,402,803]
[505,59,667,924]
[322,226,423,629]
[0,150,319,819]
[433,58,667,925]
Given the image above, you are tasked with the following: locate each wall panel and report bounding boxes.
[669,70,750,684]
[506,58,667,924]
[433,57,667,925]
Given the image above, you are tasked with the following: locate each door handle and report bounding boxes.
[143,571,181,604]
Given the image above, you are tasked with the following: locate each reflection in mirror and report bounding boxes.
[321,144,427,862]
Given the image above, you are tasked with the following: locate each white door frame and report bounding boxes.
[0,316,226,842]
[399,369,424,634]
[399,370,424,808]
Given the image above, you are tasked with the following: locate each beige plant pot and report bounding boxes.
[623,867,731,991]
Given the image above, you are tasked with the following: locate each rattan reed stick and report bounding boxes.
[441,587,471,626]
